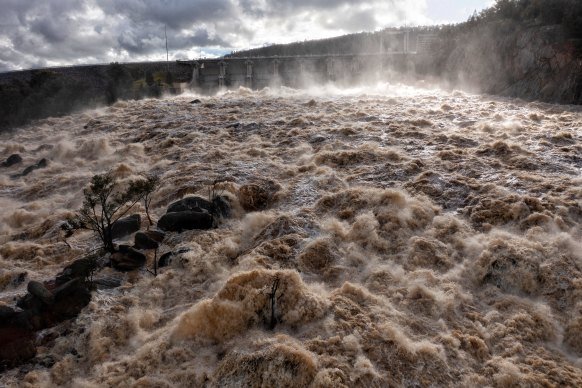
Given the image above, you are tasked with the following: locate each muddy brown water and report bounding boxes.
[1,84,581,386]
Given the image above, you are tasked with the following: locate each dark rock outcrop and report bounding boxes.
[0,306,36,369]
[134,230,165,250]
[110,245,146,271]
[433,24,582,104]
[157,211,214,232]
[110,214,141,240]
[4,256,95,369]
[16,279,91,331]
[1,154,22,167]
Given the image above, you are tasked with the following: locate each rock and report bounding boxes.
[212,195,231,218]
[1,154,22,167]
[168,195,231,219]
[110,214,141,240]
[92,273,123,289]
[55,258,96,285]
[134,230,165,250]
[27,281,54,305]
[190,99,202,104]
[158,248,190,268]
[110,245,146,271]
[34,354,56,368]
[15,272,27,286]
[34,144,54,152]
[50,278,91,321]
[157,211,214,232]
[158,252,173,268]
[309,135,327,144]
[18,278,91,331]
[238,183,278,211]
[19,158,48,177]
[0,307,36,369]
[167,196,214,214]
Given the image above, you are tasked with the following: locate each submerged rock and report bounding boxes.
[134,230,165,250]
[1,154,22,167]
[238,183,276,211]
[18,158,48,177]
[110,245,146,271]
[157,211,214,232]
[110,214,141,240]
[158,248,191,268]
[55,258,97,285]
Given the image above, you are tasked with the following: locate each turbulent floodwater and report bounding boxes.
[1,84,582,387]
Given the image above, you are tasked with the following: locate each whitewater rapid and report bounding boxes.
[1,84,582,386]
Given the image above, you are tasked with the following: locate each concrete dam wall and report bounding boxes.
[183,53,418,91]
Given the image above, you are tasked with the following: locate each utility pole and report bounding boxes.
[165,25,169,73]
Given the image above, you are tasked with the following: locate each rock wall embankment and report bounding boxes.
[432,23,582,104]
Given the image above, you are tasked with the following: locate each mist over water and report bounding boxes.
[1,83,582,386]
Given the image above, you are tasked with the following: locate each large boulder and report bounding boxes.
[0,306,36,369]
[134,230,165,250]
[27,281,54,305]
[158,211,214,232]
[110,245,146,271]
[111,214,141,240]
[167,196,214,214]
[167,195,231,218]
[17,278,92,331]
[1,154,22,168]
[50,278,91,320]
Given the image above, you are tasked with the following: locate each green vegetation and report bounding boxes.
[469,0,582,38]
[0,71,96,130]
[0,63,173,131]
[74,173,158,253]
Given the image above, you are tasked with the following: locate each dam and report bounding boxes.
[178,52,419,90]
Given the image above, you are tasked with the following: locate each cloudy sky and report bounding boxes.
[0,0,493,72]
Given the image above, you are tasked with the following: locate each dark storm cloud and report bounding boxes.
[29,18,69,43]
[99,0,236,29]
[117,23,229,55]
